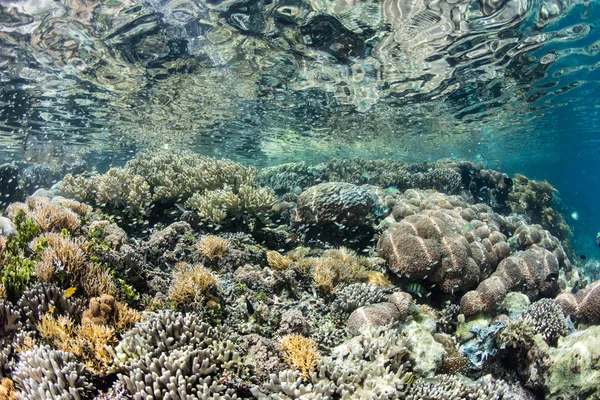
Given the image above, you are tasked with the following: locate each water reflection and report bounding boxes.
[0,0,597,165]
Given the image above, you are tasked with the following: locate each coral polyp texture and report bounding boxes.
[0,155,593,399]
[555,280,600,323]
[460,247,561,317]
[377,207,510,295]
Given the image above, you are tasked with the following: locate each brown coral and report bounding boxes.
[168,262,219,308]
[197,235,229,261]
[81,294,140,332]
[460,247,560,317]
[0,378,17,400]
[280,334,320,379]
[312,247,370,293]
[32,233,88,283]
[378,209,503,294]
[267,251,294,271]
[7,197,81,234]
[555,280,600,323]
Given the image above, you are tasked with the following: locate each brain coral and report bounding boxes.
[555,280,600,323]
[460,247,561,317]
[377,208,510,294]
[295,182,376,226]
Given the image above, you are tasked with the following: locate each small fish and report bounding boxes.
[580,254,587,261]
[404,283,425,297]
[63,287,77,298]
[48,304,56,314]
[245,297,254,315]
[290,186,303,195]
[462,223,474,233]
[362,171,372,180]
[571,212,579,221]
[597,233,600,248]
[174,203,187,213]
[384,186,400,196]
[545,272,559,282]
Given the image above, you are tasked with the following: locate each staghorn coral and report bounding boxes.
[168,262,219,308]
[280,334,320,379]
[125,150,257,202]
[31,233,87,284]
[311,247,370,293]
[185,183,275,223]
[295,182,376,226]
[37,313,116,374]
[197,235,230,261]
[460,247,561,317]
[555,279,600,323]
[12,345,96,399]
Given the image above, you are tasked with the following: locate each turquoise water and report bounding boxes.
[1,0,600,398]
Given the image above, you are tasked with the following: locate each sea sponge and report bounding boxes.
[280,334,320,379]
[460,247,561,317]
[555,280,600,323]
[295,182,376,226]
[168,262,219,308]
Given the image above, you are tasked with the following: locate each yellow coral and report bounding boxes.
[0,283,5,300]
[197,235,229,260]
[37,313,116,374]
[267,251,294,271]
[81,294,141,333]
[32,233,87,283]
[280,334,320,379]
[0,378,18,400]
[169,262,219,307]
[311,247,370,293]
[366,271,392,287]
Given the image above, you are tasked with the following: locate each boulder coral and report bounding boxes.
[460,247,561,317]
[295,182,376,226]
[555,280,600,323]
[377,208,510,294]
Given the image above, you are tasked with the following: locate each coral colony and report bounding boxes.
[0,152,599,399]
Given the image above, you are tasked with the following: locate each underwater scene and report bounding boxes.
[1,0,600,398]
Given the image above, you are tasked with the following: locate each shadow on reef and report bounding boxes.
[1,152,597,400]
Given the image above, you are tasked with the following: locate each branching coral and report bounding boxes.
[168,262,219,308]
[6,197,81,234]
[267,251,294,271]
[312,247,370,293]
[197,235,230,261]
[280,334,320,379]
[81,295,141,333]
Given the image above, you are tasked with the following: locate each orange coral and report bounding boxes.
[197,235,229,261]
[82,294,141,333]
[0,378,18,400]
[280,334,320,379]
[0,283,5,300]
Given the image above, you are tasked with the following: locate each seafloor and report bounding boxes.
[0,151,598,400]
